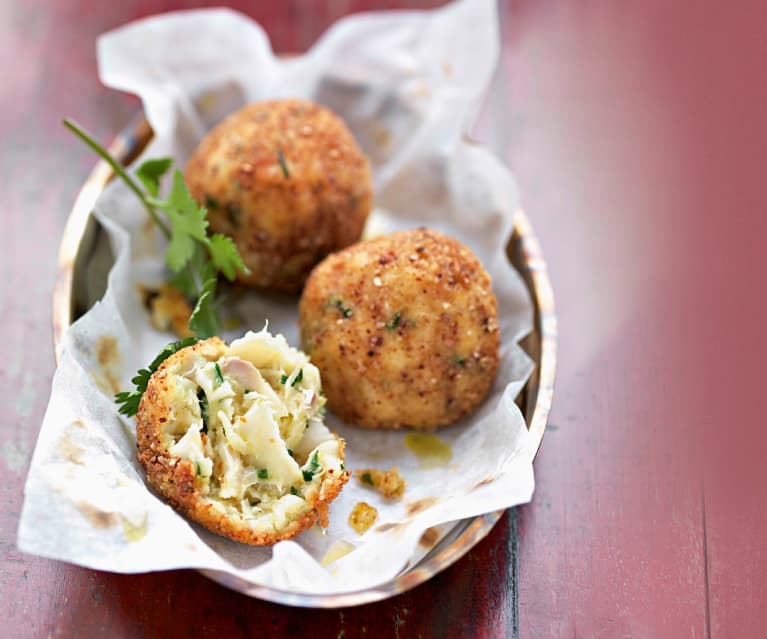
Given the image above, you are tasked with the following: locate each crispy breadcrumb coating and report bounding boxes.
[298,228,500,429]
[136,332,350,545]
[185,98,373,292]
[147,284,193,338]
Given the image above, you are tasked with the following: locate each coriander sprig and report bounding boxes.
[64,119,171,238]
[115,337,199,416]
[63,118,250,338]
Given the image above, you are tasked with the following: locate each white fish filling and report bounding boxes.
[167,328,344,528]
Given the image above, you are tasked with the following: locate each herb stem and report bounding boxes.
[63,118,172,239]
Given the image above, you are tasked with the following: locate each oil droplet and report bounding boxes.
[320,540,356,567]
[404,433,452,468]
[120,513,148,542]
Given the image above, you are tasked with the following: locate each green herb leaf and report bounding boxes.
[168,268,197,300]
[65,120,252,342]
[114,390,142,419]
[281,369,303,387]
[331,298,352,318]
[454,356,466,368]
[167,244,207,299]
[287,449,294,458]
[302,450,321,482]
[115,337,199,416]
[385,312,401,330]
[361,472,374,485]
[209,233,249,281]
[136,157,173,197]
[197,388,208,434]
[277,147,290,178]
[188,266,219,338]
[162,171,210,272]
[214,362,224,384]
[165,229,195,273]
[257,468,269,479]
[290,486,299,496]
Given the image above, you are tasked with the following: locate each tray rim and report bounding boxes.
[52,115,557,608]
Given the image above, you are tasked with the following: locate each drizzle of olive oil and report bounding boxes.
[320,540,356,567]
[120,513,148,542]
[404,433,452,469]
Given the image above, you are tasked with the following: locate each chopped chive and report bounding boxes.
[361,472,374,485]
[214,362,224,383]
[290,486,299,496]
[287,449,294,458]
[328,297,352,318]
[257,468,269,479]
[281,370,303,387]
[340,463,345,471]
[195,462,202,476]
[302,450,321,481]
[197,389,208,434]
[453,356,466,368]
[385,312,401,330]
[277,148,290,178]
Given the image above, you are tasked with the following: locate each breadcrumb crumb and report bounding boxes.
[356,467,406,499]
[148,284,193,338]
[348,501,378,534]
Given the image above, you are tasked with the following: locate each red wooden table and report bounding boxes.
[3,1,765,637]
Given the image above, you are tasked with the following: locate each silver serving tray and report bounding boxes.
[52,115,557,607]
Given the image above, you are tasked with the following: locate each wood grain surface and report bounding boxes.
[2,0,766,637]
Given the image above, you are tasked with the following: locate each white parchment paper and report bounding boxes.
[18,0,537,595]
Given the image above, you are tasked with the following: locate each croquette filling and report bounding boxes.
[164,329,344,526]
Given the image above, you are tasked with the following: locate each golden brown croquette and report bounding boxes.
[185,98,373,292]
[298,228,500,430]
[136,330,350,545]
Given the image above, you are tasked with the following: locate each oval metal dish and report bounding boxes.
[52,115,557,607]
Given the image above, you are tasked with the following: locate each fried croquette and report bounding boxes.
[136,329,350,545]
[185,98,373,292]
[298,228,500,429]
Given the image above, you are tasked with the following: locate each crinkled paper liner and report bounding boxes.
[19,0,536,595]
